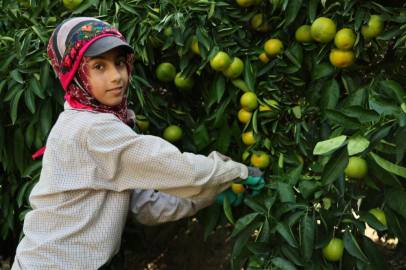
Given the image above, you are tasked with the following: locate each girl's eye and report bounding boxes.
[116,60,125,66]
[94,64,103,70]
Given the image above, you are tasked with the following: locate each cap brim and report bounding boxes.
[84,36,134,57]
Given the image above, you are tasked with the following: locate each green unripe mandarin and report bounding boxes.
[322,238,344,262]
[156,63,176,82]
[163,125,183,143]
[344,156,368,179]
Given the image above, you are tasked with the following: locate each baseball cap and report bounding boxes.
[84,36,134,57]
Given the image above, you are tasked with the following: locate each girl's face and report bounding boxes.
[86,47,128,107]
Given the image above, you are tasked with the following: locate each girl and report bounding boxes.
[12,17,263,270]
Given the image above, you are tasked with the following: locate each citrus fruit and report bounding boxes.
[174,72,195,90]
[222,57,244,79]
[334,28,356,50]
[231,183,246,195]
[258,53,270,63]
[330,49,355,68]
[240,92,259,112]
[344,156,368,179]
[163,125,183,143]
[191,36,200,55]
[259,99,279,118]
[242,151,250,163]
[164,27,173,36]
[63,0,83,9]
[369,209,387,227]
[310,17,337,43]
[322,238,344,262]
[236,0,253,8]
[238,108,253,124]
[295,25,314,43]
[210,51,231,71]
[264,39,284,58]
[251,14,270,33]
[242,130,256,146]
[251,151,270,169]
[361,15,384,39]
[156,63,176,82]
[135,115,149,133]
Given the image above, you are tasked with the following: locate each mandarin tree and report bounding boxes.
[1,0,406,269]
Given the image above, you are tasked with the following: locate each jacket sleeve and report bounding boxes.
[86,117,248,199]
[128,189,214,226]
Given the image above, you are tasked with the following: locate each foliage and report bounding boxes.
[1,0,406,269]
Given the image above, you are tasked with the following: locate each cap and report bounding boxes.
[84,36,134,57]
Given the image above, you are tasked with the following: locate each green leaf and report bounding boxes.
[384,207,406,245]
[22,161,42,177]
[377,80,405,104]
[72,0,99,14]
[308,0,317,22]
[196,26,210,51]
[347,132,370,156]
[369,94,399,115]
[29,76,45,99]
[341,105,380,123]
[271,257,297,270]
[214,97,231,127]
[243,59,256,92]
[10,69,24,84]
[276,221,299,248]
[10,90,24,124]
[17,181,31,208]
[223,194,234,225]
[193,125,209,152]
[215,124,231,155]
[342,88,367,108]
[395,127,406,164]
[197,204,220,241]
[321,146,348,186]
[357,211,387,231]
[277,182,296,203]
[300,214,314,262]
[233,222,262,257]
[25,88,35,114]
[230,213,259,238]
[298,180,321,199]
[284,0,302,27]
[325,109,363,129]
[377,26,403,41]
[362,236,386,270]
[14,126,24,173]
[384,188,406,218]
[311,62,334,81]
[246,242,270,254]
[343,227,369,263]
[244,198,267,213]
[216,74,225,103]
[320,79,340,121]
[283,163,304,186]
[40,100,52,136]
[280,245,304,266]
[40,61,50,90]
[313,135,347,155]
[370,152,406,178]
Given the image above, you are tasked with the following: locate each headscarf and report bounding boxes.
[33,17,135,160]
[47,17,134,126]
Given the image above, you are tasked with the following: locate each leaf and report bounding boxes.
[276,221,299,248]
[377,80,405,104]
[362,236,387,270]
[22,161,42,177]
[395,127,406,164]
[284,0,302,27]
[311,62,334,81]
[384,207,406,245]
[72,0,99,14]
[280,245,304,266]
[246,242,270,254]
[357,211,387,231]
[384,188,406,218]
[320,79,340,121]
[14,126,24,173]
[348,132,370,156]
[193,125,209,152]
[313,135,347,155]
[325,109,363,129]
[283,163,304,186]
[17,181,31,208]
[233,222,262,257]
[341,105,380,123]
[300,214,314,262]
[40,62,50,90]
[308,0,317,22]
[10,90,24,124]
[10,69,23,84]
[230,213,259,238]
[223,194,234,225]
[25,88,35,114]
[342,88,367,108]
[29,76,45,99]
[271,257,297,270]
[243,59,256,92]
[277,182,296,203]
[321,146,349,186]
[377,26,403,41]
[369,94,399,115]
[369,152,406,178]
[215,124,231,155]
[343,227,369,263]
[244,198,267,213]
[298,180,321,199]
[197,204,220,240]
[40,100,52,136]
[215,74,225,103]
